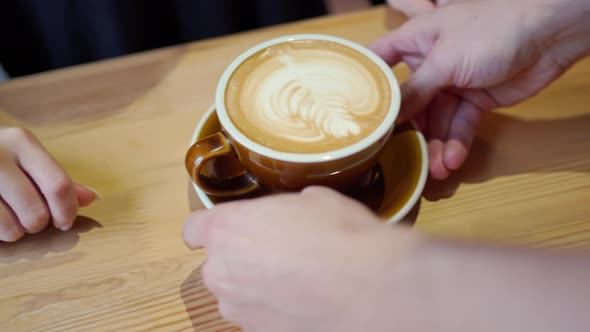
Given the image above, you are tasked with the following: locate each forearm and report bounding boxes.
[388,233,590,331]
[396,3,590,327]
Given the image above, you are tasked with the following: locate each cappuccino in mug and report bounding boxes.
[225,39,392,153]
[187,35,401,197]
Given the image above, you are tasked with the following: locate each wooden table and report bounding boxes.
[1,6,590,331]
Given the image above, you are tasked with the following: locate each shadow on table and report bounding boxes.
[423,112,590,201]
[180,265,241,332]
[0,48,183,125]
[0,216,102,264]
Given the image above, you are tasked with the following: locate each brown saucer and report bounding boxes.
[190,106,428,224]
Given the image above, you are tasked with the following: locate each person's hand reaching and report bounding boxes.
[183,187,417,332]
[371,0,590,179]
[0,127,98,242]
[386,0,472,18]
[386,0,436,17]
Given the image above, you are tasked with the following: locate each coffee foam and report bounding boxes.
[226,40,391,153]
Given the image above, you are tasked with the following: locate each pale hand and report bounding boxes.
[386,0,436,17]
[386,0,469,18]
[183,187,415,332]
[372,0,590,179]
[0,127,98,242]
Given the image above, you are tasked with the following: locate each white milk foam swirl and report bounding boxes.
[243,48,382,144]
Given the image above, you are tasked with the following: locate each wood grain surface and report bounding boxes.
[1,5,590,331]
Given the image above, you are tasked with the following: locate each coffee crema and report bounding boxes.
[225,39,392,154]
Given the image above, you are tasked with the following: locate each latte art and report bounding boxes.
[255,53,375,142]
[226,40,391,153]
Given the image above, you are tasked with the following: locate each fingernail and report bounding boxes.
[60,224,73,231]
[82,185,103,201]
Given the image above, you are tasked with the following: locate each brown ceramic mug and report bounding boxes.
[186,34,401,197]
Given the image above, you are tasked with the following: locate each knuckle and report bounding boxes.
[23,208,51,233]
[206,203,243,234]
[200,218,221,249]
[425,55,450,79]
[4,127,36,145]
[47,175,74,199]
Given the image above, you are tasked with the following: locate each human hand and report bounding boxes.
[386,0,436,17]
[372,0,590,179]
[183,187,416,332]
[0,127,98,242]
[386,0,470,18]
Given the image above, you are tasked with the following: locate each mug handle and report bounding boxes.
[185,132,261,197]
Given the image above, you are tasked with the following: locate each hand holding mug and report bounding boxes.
[386,0,472,18]
[371,0,590,179]
[183,186,416,332]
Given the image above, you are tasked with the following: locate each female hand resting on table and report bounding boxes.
[183,0,590,331]
[0,127,98,242]
[374,0,590,179]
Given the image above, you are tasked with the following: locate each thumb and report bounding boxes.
[368,13,438,66]
[74,184,101,207]
[398,57,449,123]
[368,16,446,122]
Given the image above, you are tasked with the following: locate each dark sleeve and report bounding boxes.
[0,0,327,78]
[0,0,54,77]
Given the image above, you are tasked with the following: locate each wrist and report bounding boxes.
[532,0,590,66]
[351,226,435,331]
